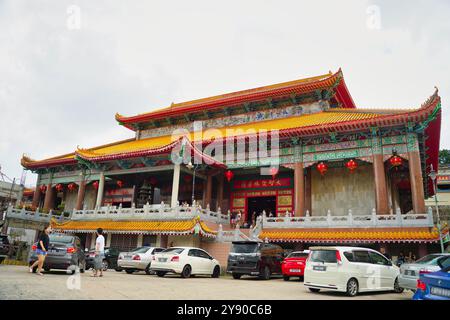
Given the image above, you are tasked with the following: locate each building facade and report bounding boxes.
[16,69,444,261]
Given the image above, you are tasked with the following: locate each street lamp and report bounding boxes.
[429,164,445,253]
[187,161,200,206]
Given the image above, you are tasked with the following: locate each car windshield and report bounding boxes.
[161,248,184,255]
[438,257,450,271]
[287,252,308,258]
[415,254,442,265]
[49,234,73,244]
[310,250,337,263]
[231,243,259,254]
[131,247,150,253]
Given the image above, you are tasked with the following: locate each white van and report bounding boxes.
[304,246,404,297]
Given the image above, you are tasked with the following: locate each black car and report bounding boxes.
[85,247,121,271]
[29,234,86,273]
[0,234,11,264]
[227,241,285,280]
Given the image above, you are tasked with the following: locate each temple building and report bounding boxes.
[16,69,444,261]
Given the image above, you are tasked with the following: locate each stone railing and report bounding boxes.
[3,206,70,224]
[70,202,229,224]
[263,207,435,229]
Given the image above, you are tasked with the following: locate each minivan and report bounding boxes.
[227,241,284,280]
[304,246,404,297]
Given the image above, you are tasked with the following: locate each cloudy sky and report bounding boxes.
[0,0,449,187]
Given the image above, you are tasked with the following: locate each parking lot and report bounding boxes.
[0,265,413,300]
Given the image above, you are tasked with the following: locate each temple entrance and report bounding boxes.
[246,196,276,224]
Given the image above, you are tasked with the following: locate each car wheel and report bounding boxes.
[44,267,51,272]
[181,265,192,278]
[115,268,123,272]
[212,266,220,278]
[0,257,5,264]
[232,273,241,279]
[145,264,154,275]
[346,278,359,297]
[102,260,108,271]
[308,288,320,293]
[156,271,166,277]
[283,275,290,281]
[259,266,271,280]
[125,269,134,274]
[394,277,404,293]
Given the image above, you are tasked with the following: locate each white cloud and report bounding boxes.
[0,0,448,187]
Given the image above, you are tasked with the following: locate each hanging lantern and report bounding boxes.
[316,162,328,176]
[117,180,124,188]
[345,159,358,173]
[67,183,77,192]
[270,167,278,179]
[55,184,64,192]
[225,170,234,182]
[149,177,158,186]
[93,181,99,190]
[390,155,403,167]
[39,185,47,193]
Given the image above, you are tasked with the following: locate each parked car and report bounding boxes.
[150,247,221,278]
[29,234,86,273]
[226,241,284,280]
[399,253,450,291]
[85,247,121,271]
[118,246,165,274]
[413,256,450,300]
[0,234,11,264]
[304,246,403,297]
[281,250,309,281]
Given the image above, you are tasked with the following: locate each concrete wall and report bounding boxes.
[311,164,375,216]
[84,186,97,209]
[200,241,232,270]
[166,234,200,248]
[64,191,77,211]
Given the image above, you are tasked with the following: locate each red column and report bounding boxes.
[43,184,55,212]
[205,175,212,207]
[305,167,312,214]
[31,183,42,209]
[75,181,86,210]
[408,150,426,214]
[294,162,305,217]
[216,173,224,211]
[373,154,389,215]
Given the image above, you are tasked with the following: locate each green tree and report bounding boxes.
[439,149,450,165]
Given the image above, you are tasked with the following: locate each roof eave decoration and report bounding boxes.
[50,217,217,238]
[21,154,77,170]
[116,69,354,130]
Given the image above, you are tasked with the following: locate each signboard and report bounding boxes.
[233,178,291,190]
[103,188,133,204]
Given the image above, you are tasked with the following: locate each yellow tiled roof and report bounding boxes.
[51,217,217,236]
[259,229,439,243]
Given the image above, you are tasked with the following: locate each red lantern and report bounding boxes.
[67,183,76,192]
[149,177,158,186]
[270,167,278,179]
[225,170,234,182]
[390,155,403,167]
[39,185,47,193]
[317,162,328,176]
[117,180,124,188]
[345,159,358,173]
[93,181,99,190]
[55,184,63,192]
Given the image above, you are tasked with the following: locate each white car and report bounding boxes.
[150,247,221,278]
[304,246,404,297]
[117,246,165,274]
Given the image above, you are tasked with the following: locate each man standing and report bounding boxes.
[92,228,105,277]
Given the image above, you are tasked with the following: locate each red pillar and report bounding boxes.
[294,162,305,217]
[75,181,86,210]
[31,183,42,209]
[408,150,426,214]
[305,167,312,214]
[43,184,55,212]
[373,154,389,215]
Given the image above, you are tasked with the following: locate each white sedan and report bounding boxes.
[118,246,165,274]
[150,247,221,278]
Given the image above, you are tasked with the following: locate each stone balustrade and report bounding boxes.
[262,207,435,228]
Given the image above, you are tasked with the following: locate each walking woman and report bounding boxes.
[29,224,52,275]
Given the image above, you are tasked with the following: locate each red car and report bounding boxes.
[281,251,309,281]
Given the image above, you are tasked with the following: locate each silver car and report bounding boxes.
[398,253,450,291]
[118,246,164,274]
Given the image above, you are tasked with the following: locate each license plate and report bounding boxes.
[431,287,450,298]
[289,269,301,273]
[313,265,326,271]
[124,255,132,259]
[158,258,167,262]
